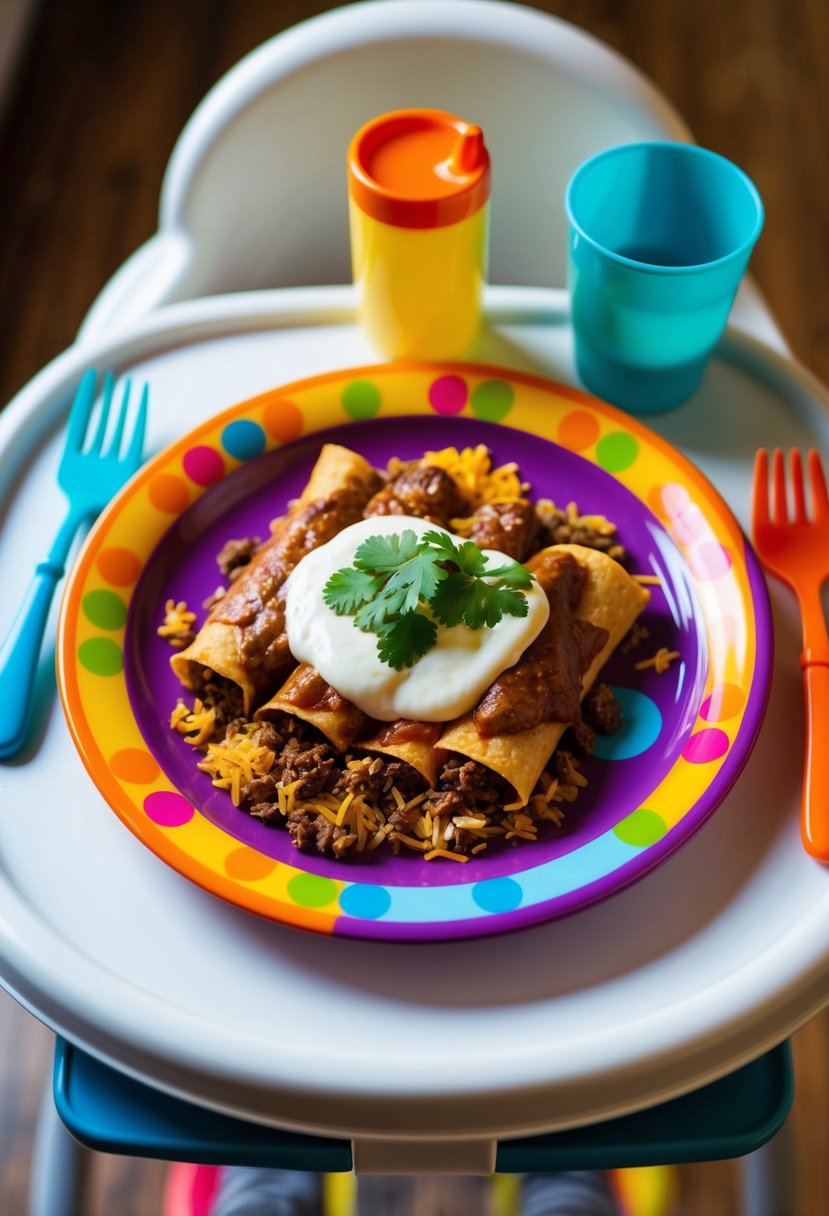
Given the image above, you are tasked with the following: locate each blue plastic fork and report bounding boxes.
[0,369,148,759]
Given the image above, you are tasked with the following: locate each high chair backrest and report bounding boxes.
[80,0,691,341]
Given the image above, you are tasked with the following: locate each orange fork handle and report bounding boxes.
[802,658,829,862]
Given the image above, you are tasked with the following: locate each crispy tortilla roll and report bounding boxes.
[358,719,449,787]
[258,666,449,786]
[171,445,380,712]
[438,545,649,805]
[256,664,368,752]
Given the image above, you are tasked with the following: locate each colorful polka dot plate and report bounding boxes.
[57,363,772,942]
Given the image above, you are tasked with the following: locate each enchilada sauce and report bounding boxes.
[213,488,373,681]
[473,551,608,736]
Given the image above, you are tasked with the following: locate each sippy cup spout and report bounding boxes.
[451,125,486,175]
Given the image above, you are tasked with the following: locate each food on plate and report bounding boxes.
[167,443,650,861]
[170,445,381,712]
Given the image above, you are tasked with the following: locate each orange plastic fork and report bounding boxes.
[752,449,829,861]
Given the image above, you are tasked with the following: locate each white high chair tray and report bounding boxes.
[1,286,828,1158]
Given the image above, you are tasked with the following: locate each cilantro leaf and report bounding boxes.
[376,612,438,670]
[483,585,531,624]
[431,573,530,630]
[353,587,401,632]
[353,530,421,573]
[382,548,447,613]
[323,567,385,614]
[429,572,474,628]
[478,561,534,588]
[421,529,487,576]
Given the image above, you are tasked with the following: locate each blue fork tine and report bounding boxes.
[64,368,98,453]
[124,382,148,464]
[89,371,115,454]
[106,377,132,457]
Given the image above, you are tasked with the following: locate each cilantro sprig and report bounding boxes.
[323,529,534,670]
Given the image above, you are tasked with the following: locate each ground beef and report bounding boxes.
[382,760,427,801]
[582,683,622,734]
[387,801,429,834]
[440,757,508,807]
[251,719,290,753]
[336,756,388,802]
[467,500,541,561]
[419,788,465,821]
[249,800,282,826]
[241,772,280,806]
[363,465,469,526]
[199,678,245,732]
[421,757,510,826]
[275,736,335,798]
[284,810,356,857]
[536,502,626,561]
[563,718,596,759]
[216,536,261,581]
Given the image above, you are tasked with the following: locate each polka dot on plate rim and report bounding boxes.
[77,637,123,676]
[224,847,277,882]
[339,884,391,920]
[263,399,304,442]
[287,872,338,908]
[221,419,266,461]
[700,683,745,723]
[613,807,668,847]
[648,483,690,520]
[110,748,160,784]
[428,374,468,415]
[670,505,708,545]
[689,542,732,581]
[682,728,730,764]
[182,445,224,486]
[595,431,639,474]
[149,474,189,514]
[341,380,381,420]
[97,547,142,586]
[143,790,195,827]
[557,410,600,452]
[472,877,522,914]
[82,589,128,630]
[470,379,514,422]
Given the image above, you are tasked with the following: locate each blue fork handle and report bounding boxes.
[0,512,86,759]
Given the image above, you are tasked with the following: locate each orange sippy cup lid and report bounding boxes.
[347,108,491,229]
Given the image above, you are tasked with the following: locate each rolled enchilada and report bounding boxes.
[170,444,380,713]
[256,667,449,785]
[438,544,650,804]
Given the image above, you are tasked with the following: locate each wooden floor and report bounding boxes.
[1,0,828,1212]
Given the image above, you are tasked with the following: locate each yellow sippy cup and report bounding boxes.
[347,108,491,360]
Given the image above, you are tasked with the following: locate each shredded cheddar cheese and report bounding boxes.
[158,599,197,648]
[416,444,524,509]
[634,647,680,674]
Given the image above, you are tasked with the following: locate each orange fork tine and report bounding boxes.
[790,450,807,523]
[752,449,769,531]
[771,447,788,524]
[809,449,829,522]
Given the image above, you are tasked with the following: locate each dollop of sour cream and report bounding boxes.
[284,516,550,722]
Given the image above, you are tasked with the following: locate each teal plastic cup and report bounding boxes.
[566,141,764,413]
